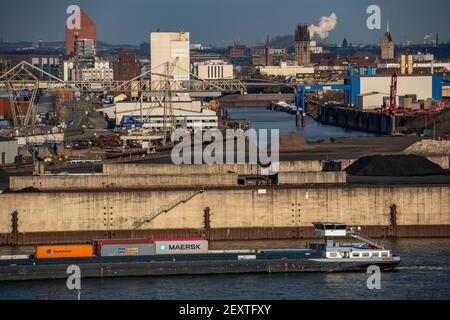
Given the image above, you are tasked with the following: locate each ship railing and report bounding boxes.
[346,230,386,250]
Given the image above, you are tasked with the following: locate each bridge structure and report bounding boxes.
[0,60,247,126]
[0,61,246,94]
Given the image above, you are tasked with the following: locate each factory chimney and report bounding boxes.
[265,35,271,66]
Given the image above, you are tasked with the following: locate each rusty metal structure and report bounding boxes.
[3,225,450,246]
[0,60,246,127]
[9,210,19,246]
[0,61,246,95]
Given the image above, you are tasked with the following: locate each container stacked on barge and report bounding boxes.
[0,224,401,281]
[94,239,156,257]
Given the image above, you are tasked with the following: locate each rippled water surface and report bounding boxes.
[1,238,449,300]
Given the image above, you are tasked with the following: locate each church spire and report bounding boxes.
[387,21,390,33]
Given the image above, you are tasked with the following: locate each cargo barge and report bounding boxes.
[0,223,400,281]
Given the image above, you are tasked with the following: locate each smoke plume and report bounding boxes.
[309,13,338,39]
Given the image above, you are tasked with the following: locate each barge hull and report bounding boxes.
[0,259,399,281]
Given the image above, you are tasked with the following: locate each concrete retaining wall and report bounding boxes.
[103,163,261,175]
[278,172,347,184]
[103,160,357,176]
[9,173,237,190]
[0,185,449,234]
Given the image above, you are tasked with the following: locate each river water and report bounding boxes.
[0,238,449,300]
[226,107,375,142]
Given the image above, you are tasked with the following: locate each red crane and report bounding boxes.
[389,70,398,113]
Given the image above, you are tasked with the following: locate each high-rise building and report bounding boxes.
[75,38,96,58]
[65,9,96,55]
[295,24,311,66]
[381,23,395,61]
[113,50,141,81]
[150,31,190,82]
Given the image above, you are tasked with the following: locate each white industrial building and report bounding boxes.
[99,96,218,131]
[309,41,323,54]
[78,59,113,81]
[377,62,450,71]
[347,75,442,110]
[61,60,74,81]
[150,31,190,82]
[141,107,218,131]
[193,60,233,80]
[0,137,18,164]
[61,58,113,81]
[258,61,314,77]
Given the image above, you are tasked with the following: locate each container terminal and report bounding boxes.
[0,223,400,281]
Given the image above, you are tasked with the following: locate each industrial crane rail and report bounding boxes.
[132,188,205,230]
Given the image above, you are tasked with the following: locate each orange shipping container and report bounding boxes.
[35,244,94,259]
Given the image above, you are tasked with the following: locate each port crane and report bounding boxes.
[389,70,398,113]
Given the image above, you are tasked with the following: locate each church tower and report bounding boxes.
[381,22,395,60]
[295,24,311,66]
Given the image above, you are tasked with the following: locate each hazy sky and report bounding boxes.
[0,0,449,46]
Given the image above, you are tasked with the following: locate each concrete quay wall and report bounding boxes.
[278,172,347,184]
[319,106,394,134]
[9,173,238,191]
[102,157,448,175]
[1,185,449,237]
[103,160,356,176]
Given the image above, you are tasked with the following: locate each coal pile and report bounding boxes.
[0,168,9,189]
[345,155,448,176]
[20,186,41,192]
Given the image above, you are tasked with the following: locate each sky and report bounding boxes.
[0,0,449,46]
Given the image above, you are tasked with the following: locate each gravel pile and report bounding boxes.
[345,154,448,176]
[278,131,312,152]
[404,139,450,156]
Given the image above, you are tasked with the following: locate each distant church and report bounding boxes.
[381,22,395,61]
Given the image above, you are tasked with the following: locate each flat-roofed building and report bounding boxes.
[193,60,233,80]
[258,61,314,77]
[0,137,18,164]
[150,31,190,82]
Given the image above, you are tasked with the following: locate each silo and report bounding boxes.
[407,53,414,75]
[400,54,406,75]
